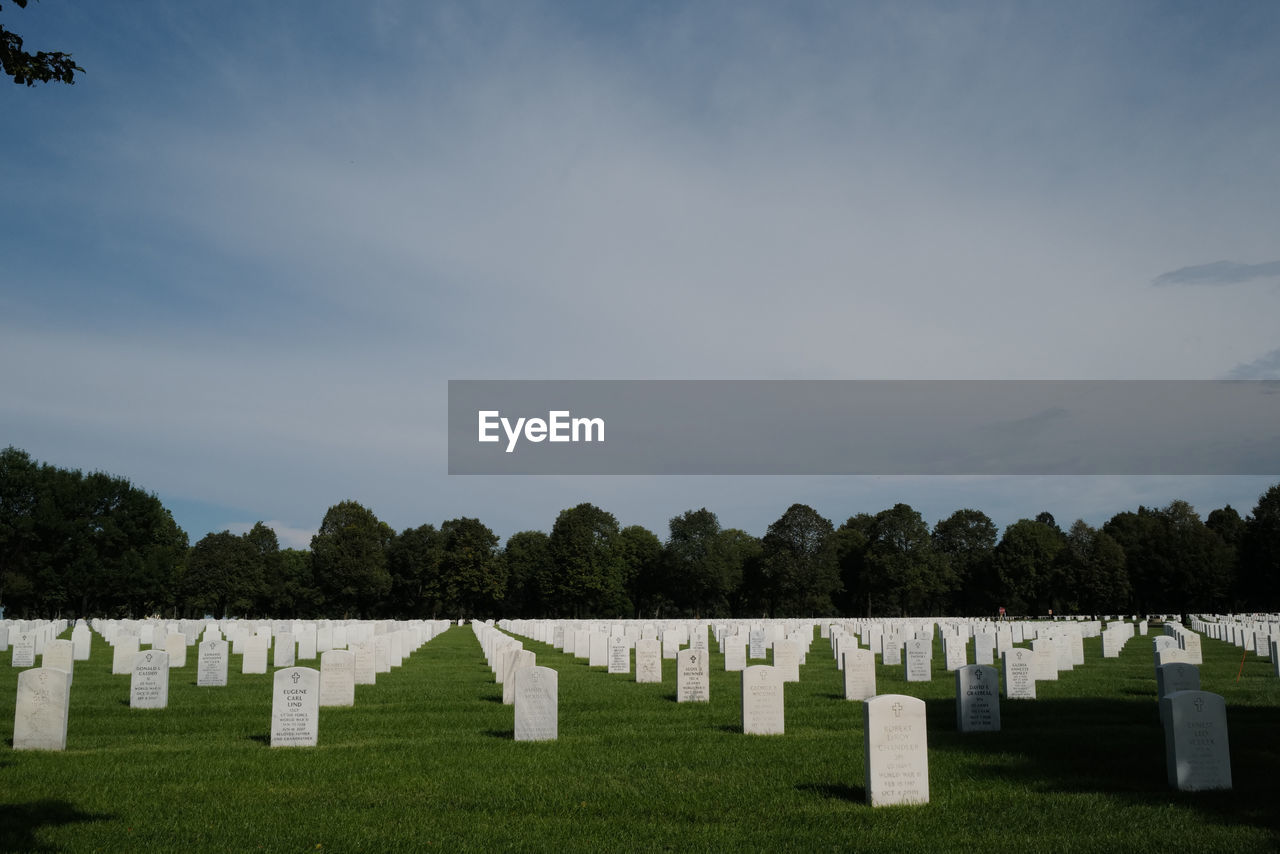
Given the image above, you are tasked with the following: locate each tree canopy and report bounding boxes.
[1,1,82,85]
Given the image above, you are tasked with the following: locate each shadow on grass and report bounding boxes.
[248,734,270,746]
[0,800,112,853]
[483,729,514,740]
[927,696,1280,839]
[796,781,865,803]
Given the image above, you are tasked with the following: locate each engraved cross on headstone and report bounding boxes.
[1194,697,1204,713]
[892,702,903,718]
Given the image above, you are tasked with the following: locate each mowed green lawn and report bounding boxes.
[1,623,1277,853]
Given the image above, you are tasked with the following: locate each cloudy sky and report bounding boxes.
[4,1,1279,549]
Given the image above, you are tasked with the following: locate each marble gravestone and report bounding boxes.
[13,667,72,751]
[864,694,929,806]
[1002,648,1036,700]
[676,648,710,703]
[42,638,74,683]
[741,664,784,735]
[955,664,1000,732]
[130,649,170,709]
[319,649,356,707]
[271,667,320,747]
[197,639,229,687]
[503,649,536,705]
[905,638,931,682]
[514,665,558,742]
[843,647,877,702]
[1161,690,1231,791]
[635,638,661,684]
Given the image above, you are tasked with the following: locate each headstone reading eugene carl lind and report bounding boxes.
[271,667,320,747]
[864,694,929,806]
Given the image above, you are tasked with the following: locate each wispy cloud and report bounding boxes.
[1225,347,1280,380]
[1153,260,1280,287]
[227,521,317,551]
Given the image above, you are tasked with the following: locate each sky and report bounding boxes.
[3,1,1279,550]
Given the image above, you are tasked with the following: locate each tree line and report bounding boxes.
[2,446,1279,620]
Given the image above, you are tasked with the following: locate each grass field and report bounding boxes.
[1,622,1278,853]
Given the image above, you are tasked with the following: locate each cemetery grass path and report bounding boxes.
[1,624,1278,852]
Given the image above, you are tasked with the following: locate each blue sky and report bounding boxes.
[4,1,1279,549]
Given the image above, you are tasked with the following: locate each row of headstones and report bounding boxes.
[10,622,451,751]
[474,623,557,741]
[491,620,966,806]
[1151,636,1232,791]
[1191,614,1280,674]
[831,619,1145,688]
[3,620,73,665]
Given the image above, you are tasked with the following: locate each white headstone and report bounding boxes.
[1002,648,1036,700]
[514,665,558,741]
[71,623,92,660]
[956,664,1000,732]
[111,636,140,675]
[676,648,709,703]
[772,640,800,683]
[274,632,296,668]
[724,640,746,673]
[196,639,229,687]
[164,632,188,668]
[352,640,376,685]
[905,638,931,682]
[1161,690,1231,791]
[843,647,877,701]
[271,667,320,747]
[635,638,661,684]
[864,694,929,806]
[42,638,74,683]
[13,667,72,750]
[130,649,170,709]
[319,649,355,707]
[607,637,630,675]
[503,649,536,705]
[741,665,784,735]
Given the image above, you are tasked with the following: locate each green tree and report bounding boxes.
[664,508,742,617]
[1105,500,1233,614]
[439,517,505,619]
[310,500,393,618]
[264,548,320,617]
[992,518,1065,615]
[548,503,629,618]
[1059,519,1129,614]
[1,1,82,85]
[1240,484,1280,610]
[932,508,996,616]
[183,531,262,617]
[502,530,551,618]
[616,524,663,619]
[863,503,951,617]
[759,504,840,617]
[388,524,444,618]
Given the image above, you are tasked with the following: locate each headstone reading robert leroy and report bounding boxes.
[13,667,72,751]
[864,694,929,806]
[130,650,170,709]
[741,665,784,735]
[271,667,320,747]
[1161,690,1231,791]
[514,665,558,742]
